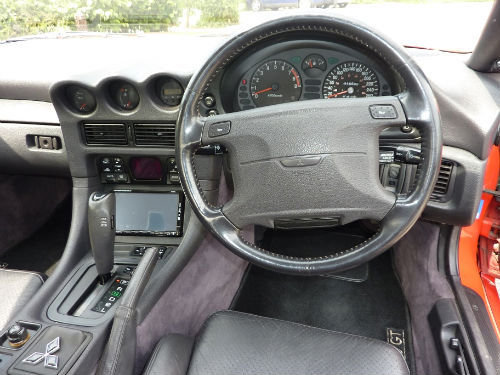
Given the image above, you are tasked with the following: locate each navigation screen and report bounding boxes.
[115,192,181,235]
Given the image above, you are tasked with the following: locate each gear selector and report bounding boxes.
[88,192,115,284]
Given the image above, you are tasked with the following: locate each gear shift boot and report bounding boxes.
[88,192,115,284]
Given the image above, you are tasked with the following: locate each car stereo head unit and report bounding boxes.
[114,191,184,237]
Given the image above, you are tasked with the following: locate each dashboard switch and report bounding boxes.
[369,105,397,119]
[204,96,216,107]
[208,121,231,138]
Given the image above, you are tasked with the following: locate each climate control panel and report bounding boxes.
[97,156,179,185]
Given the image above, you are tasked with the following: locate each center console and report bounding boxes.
[45,165,189,326]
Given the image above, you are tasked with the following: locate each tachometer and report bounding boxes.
[322,61,380,98]
[250,60,302,108]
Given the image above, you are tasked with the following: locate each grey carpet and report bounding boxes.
[0,196,71,274]
[393,221,454,375]
[0,174,71,257]
[135,233,248,374]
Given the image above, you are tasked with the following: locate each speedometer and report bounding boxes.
[250,60,302,108]
[322,61,380,99]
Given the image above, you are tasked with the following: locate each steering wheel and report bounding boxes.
[176,15,442,275]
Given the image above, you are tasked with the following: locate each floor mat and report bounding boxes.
[0,197,71,275]
[232,227,412,369]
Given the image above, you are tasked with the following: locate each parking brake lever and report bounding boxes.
[88,192,115,284]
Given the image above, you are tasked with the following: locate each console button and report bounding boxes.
[169,173,180,184]
[116,173,128,183]
[104,173,116,183]
[132,246,146,256]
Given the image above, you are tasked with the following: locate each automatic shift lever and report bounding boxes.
[88,192,115,284]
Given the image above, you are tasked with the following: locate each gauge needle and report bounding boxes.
[328,90,348,98]
[254,87,273,95]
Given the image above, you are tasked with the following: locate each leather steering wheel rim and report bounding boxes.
[176,15,442,275]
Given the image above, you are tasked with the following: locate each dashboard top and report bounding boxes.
[0,34,498,160]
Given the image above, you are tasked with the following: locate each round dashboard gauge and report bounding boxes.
[250,60,302,108]
[156,77,183,106]
[322,61,380,99]
[302,54,327,72]
[110,81,140,110]
[66,86,96,114]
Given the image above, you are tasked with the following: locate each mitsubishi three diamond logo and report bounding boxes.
[22,337,61,369]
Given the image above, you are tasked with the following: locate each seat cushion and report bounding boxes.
[0,269,44,330]
[143,334,194,375]
[144,310,409,375]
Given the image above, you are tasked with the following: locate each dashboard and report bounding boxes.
[0,34,497,228]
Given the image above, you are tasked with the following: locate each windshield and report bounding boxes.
[0,0,494,52]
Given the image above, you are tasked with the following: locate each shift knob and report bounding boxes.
[7,323,29,348]
[88,192,115,284]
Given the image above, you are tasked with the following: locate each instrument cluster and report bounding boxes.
[220,41,395,112]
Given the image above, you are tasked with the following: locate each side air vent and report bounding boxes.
[83,123,127,146]
[430,161,454,201]
[133,123,176,147]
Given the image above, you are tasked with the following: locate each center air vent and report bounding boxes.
[133,123,176,147]
[83,123,127,146]
[430,160,454,201]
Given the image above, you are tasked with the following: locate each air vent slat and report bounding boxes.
[430,160,454,201]
[133,123,176,146]
[84,124,127,146]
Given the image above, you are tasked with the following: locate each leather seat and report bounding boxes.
[0,269,45,330]
[142,310,409,375]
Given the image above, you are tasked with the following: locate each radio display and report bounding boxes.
[115,192,183,236]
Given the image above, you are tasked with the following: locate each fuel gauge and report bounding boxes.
[302,54,327,72]
[302,53,326,77]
